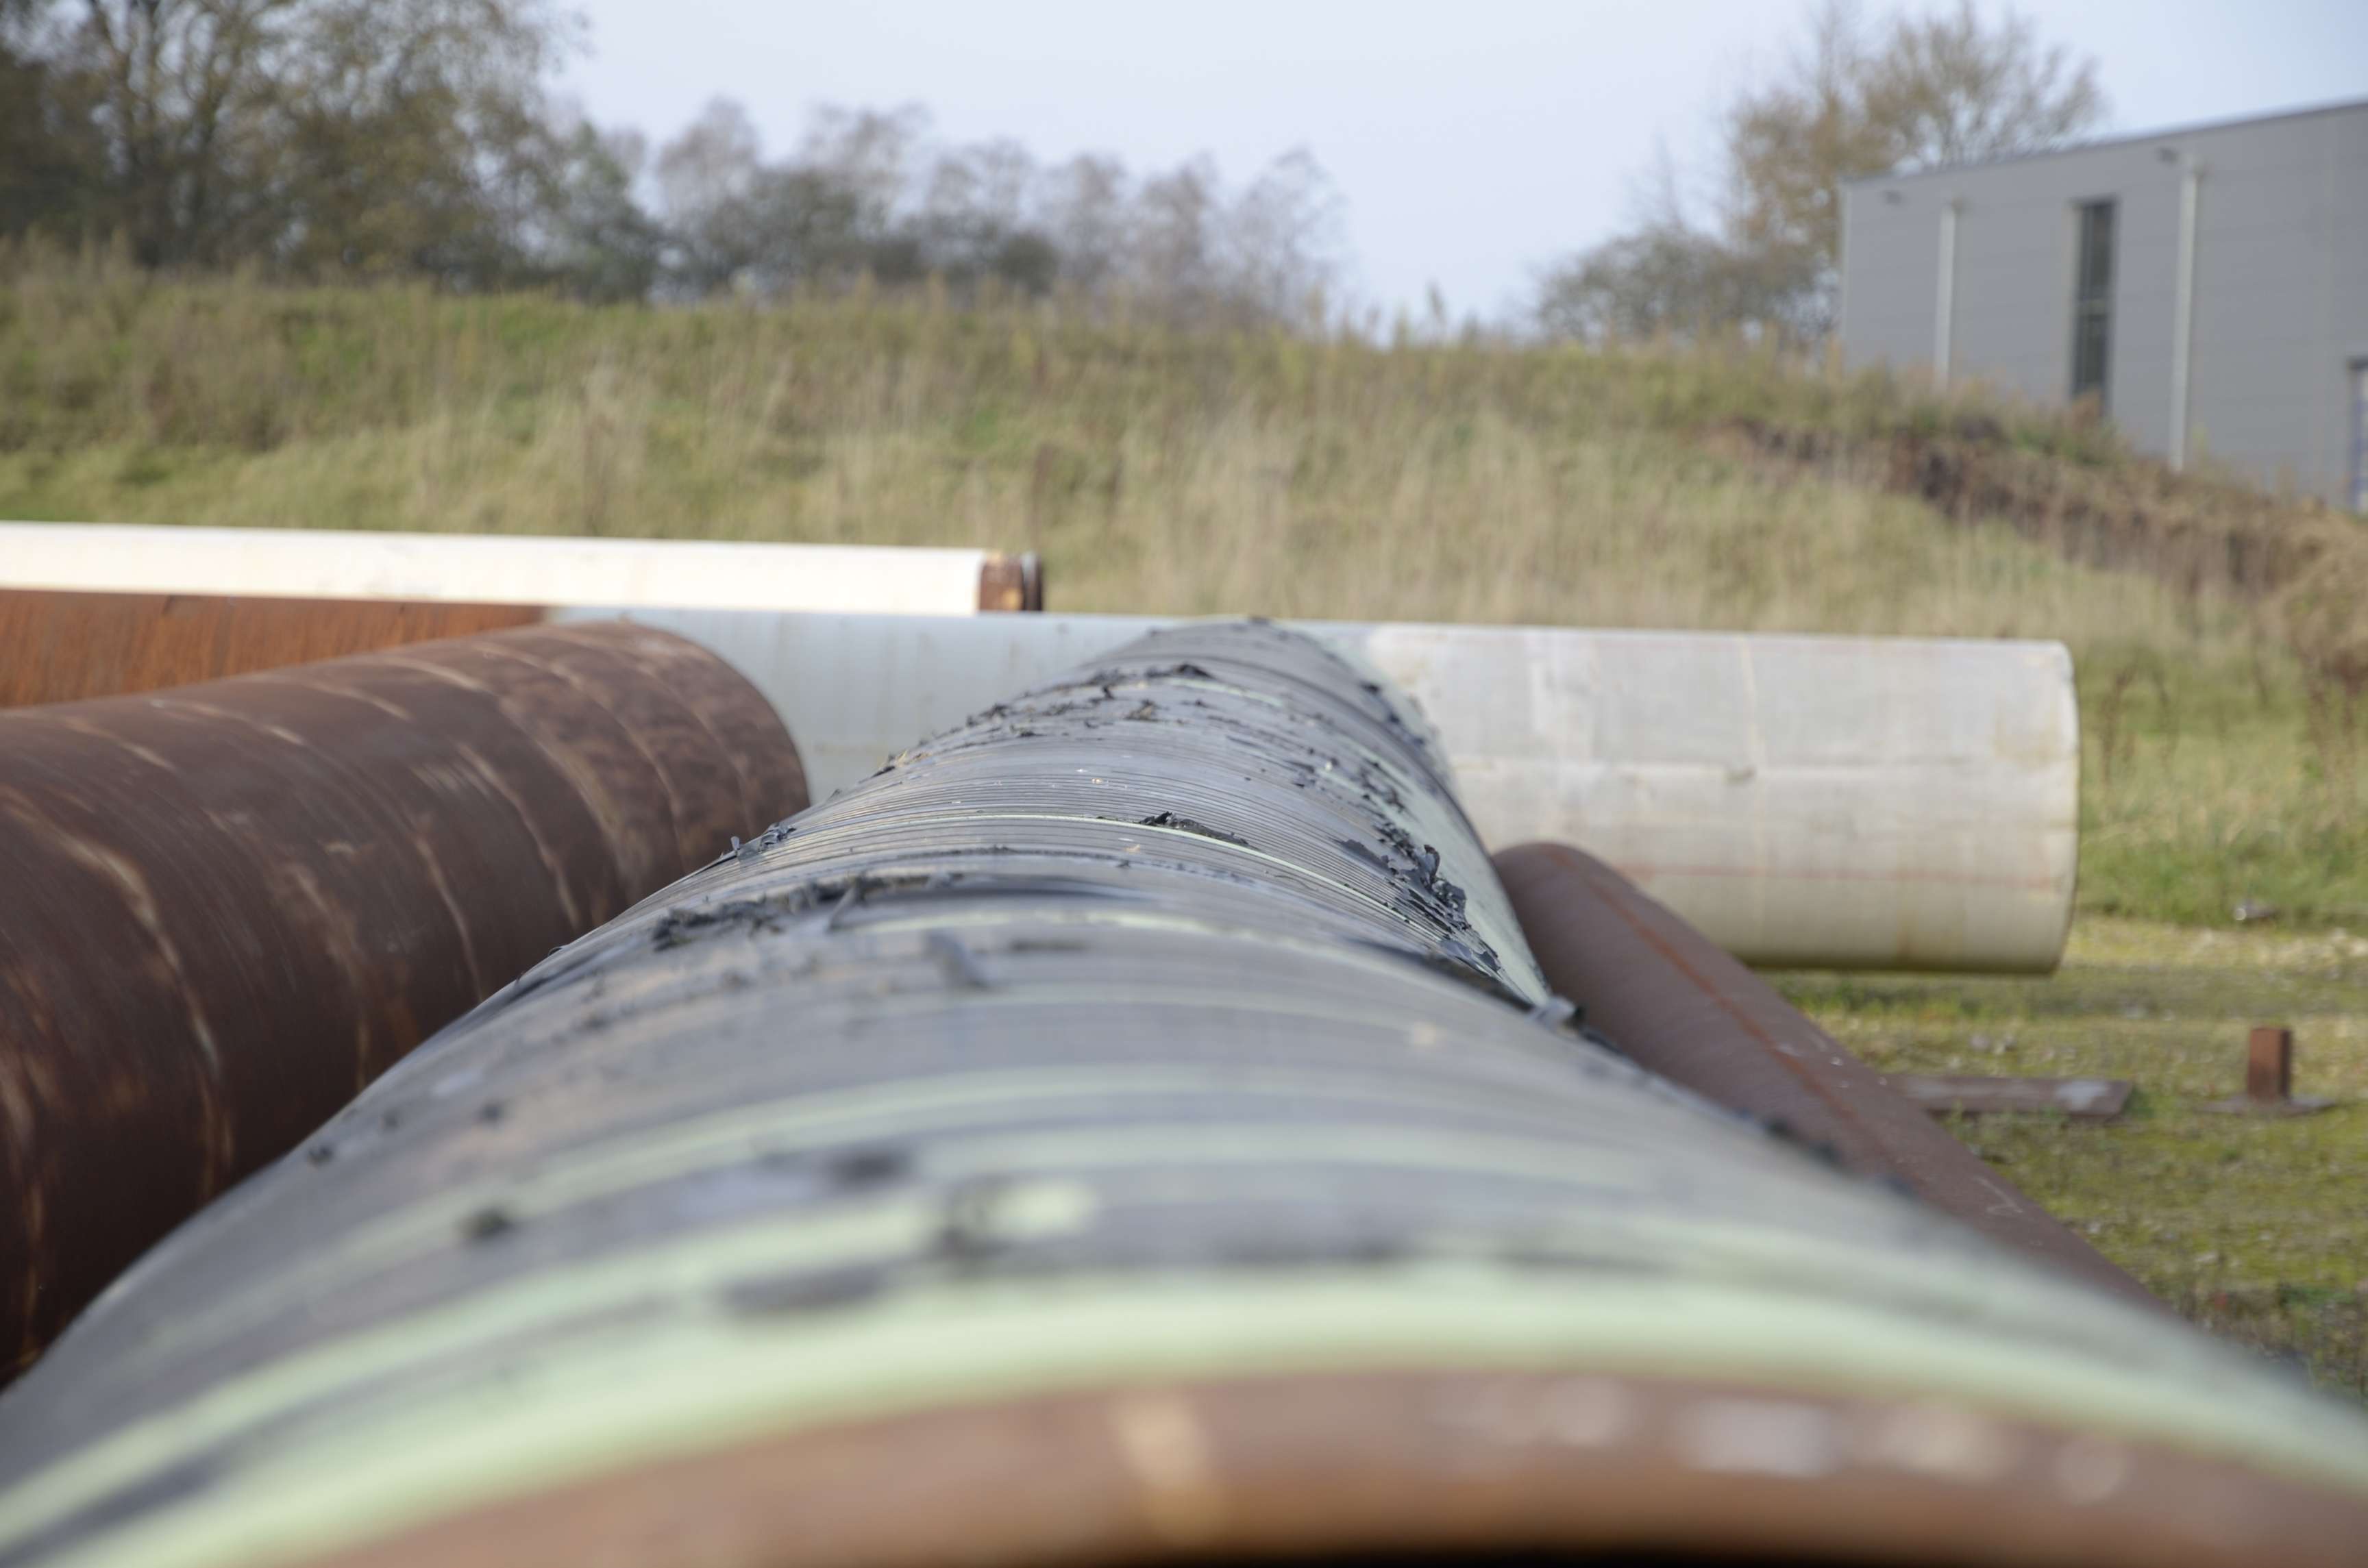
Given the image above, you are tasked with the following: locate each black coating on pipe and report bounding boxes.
[1,621,2361,1568]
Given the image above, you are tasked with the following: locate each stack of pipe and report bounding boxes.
[0,623,807,1380]
[0,521,2080,976]
[2,621,2360,1567]
[0,522,1042,708]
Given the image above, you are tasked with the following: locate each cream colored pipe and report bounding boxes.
[0,523,1009,615]
[552,609,2080,973]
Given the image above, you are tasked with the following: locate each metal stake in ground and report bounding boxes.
[2204,1023,2335,1117]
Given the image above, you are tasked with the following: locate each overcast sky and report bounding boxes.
[559,1,2368,320]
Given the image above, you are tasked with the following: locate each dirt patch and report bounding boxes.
[1718,416,2368,759]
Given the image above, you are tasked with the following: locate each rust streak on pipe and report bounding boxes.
[0,622,807,1381]
[0,589,545,708]
[1492,840,2155,1309]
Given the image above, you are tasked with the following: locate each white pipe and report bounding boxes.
[1934,199,1959,388]
[2169,164,2202,471]
[0,523,1012,616]
[552,608,2082,975]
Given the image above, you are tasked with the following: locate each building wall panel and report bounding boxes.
[1842,100,2368,508]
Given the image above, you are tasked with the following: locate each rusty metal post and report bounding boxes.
[0,622,806,1380]
[974,552,1044,612]
[2247,1025,2294,1104]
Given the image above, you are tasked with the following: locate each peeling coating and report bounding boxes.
[0,623,806,1381]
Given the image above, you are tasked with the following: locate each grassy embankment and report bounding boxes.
[3,251,2365,1383]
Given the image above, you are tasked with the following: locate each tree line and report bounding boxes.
[2,1,2104,340]
[0,0,1344,323]
[1536,1,2106,345]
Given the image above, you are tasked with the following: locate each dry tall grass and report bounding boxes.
[2,247,2360,923]
[0,245,2180,636]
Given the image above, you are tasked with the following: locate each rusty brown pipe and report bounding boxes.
[0,589,546,709]
[1492,840,2155,1310]
[0,621,807,1380]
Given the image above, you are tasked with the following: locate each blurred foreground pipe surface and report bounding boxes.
[0,623,807,1380]
[557,608,2080,973]
[1,622,2359,1568]
[1493,841,2154,1309]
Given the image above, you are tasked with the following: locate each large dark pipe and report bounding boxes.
[0,623,2361,1568]
[0,622,807,1379]
[1492,841,2151,1308]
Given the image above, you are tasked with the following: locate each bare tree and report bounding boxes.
[1866,0,2105,169]
[652,101,1070,298]
[1719,1,1884,299]
[49,0,300,266]
[1723,0,2104,310]
[922,138,1033,240]
[1542,0,2106,343]
[919,136,1057,291]
[796,103,925,238]
[654,99,759,231]
[1037,153,1130,292]
[1222,149,1344,327]
[1126,156,1224,320]
[1110,150,1346,327]
[654,97,763,291]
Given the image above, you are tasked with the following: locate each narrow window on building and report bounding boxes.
[2070,199,2116,409]
[2353,361,2368,514]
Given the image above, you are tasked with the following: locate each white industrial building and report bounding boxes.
[1839,97,2368,511]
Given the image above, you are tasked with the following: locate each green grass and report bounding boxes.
[1781,917,2368,1396]
[2075,651,2368,930]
